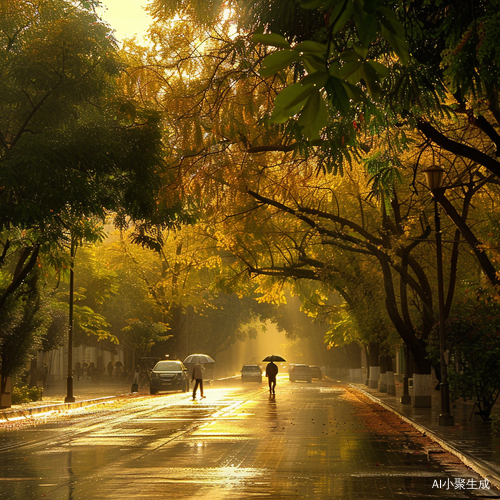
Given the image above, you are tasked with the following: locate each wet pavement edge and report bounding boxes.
[350,384,500,490]
[0,395,133,420]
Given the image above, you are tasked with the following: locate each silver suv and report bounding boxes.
[241,364,262,383]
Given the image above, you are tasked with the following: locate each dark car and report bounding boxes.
[241,364,262,383]
[150,360,189,394]
[310,365,323,380]
[289,364,312,383]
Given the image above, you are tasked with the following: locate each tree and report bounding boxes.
[121,318,171,369]
[109,224,268,361]
[121,2,413,375]
[0,0,186,404]
[0,0,180,318]
[0,0,168,230]
[123,0,500,411]
[0,271,49,405]
[249,0,500,288]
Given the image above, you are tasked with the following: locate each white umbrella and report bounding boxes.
[184,354,215,364]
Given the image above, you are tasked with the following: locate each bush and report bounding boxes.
[11,386,43,404]
[427,293,500,421]
[491,414,500,436]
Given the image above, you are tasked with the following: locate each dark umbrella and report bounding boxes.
[262,355,286,362]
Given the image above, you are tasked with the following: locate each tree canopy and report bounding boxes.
[0,0,173,231]
[119,0,500,377]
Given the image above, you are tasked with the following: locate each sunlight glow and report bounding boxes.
[97,0,153,43]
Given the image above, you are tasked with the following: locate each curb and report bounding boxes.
[350,384,500,490]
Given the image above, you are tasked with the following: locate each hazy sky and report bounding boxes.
[98,0,153,42]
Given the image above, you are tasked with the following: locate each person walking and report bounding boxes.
[107,361,114,380]
[114,360,123,379]
[75,361,82,381]
[266,361,278,394]
[131,366,140,393]
[192,363,205,400]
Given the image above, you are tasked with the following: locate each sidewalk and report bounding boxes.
[0,378,143,420]
[350,382,500,489]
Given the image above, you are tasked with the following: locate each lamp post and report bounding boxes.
[423,166,454,426]
[65,239,76,403]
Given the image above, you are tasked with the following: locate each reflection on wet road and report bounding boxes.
[0,377,496,499]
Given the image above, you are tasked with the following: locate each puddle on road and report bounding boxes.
[68,434,149,447]
[319,387,344,393]
[106,465,270,487]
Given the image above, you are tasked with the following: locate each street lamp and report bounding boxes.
[65,240,76,403]
[423,165,454,426]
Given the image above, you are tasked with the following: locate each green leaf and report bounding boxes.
[377,7,406,40]
[298,91,328,140]
[329,0,354,34]
[366,60,390,80]
[380,24,409,65]
[325,76,352,114]
[275,82,316,110]
[270,73,329,127]
[361,61,382,100]
[340,50,363,63]
[270,83,315,123]
[301,71,329,88]
[342,80,365,102]
[378,8,409,64]
[294,40,327,54]
[302,53,327,73]
[334,51,363,83]
[270,105,302,124]
[259,50,300,77]
[335,60,363,83]
[353,45,369,60]
[252,33,290,49]
[355,12,379,48]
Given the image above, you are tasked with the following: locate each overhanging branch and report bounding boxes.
[417,120,500,178]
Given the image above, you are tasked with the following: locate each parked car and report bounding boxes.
[150,360,190,394]
[310,365,323,380]
[289,364,312,383]
[241,364,262,383]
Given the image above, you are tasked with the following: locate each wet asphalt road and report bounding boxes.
[1,376,498,499]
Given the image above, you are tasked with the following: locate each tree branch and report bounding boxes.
[433,189,500,288]
[417,120,500,178]
[246,144,296,154]
[0,245,40,311]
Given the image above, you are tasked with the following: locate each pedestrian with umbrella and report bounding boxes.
[263,355,285,395]
[184,354,214,400]
[191,363,205,400]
